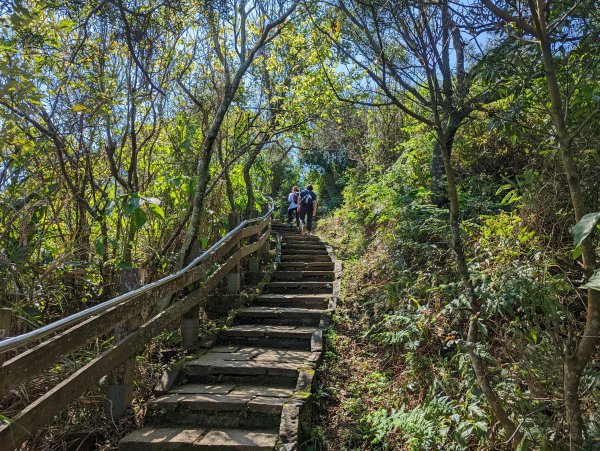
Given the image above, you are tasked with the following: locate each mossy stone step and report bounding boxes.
[218,326,317,350]
[277,261,334,271]
[279,234,321,242]
[144,389,288,430]
[280,254,331,262]
[254,294,332,309]
[119,428,277,450]
[265,281,333,294]
[281,242,327,249]
[119,219,336,451]
[281,249,329,256]
[235,307,328,326]
[271,271,334,282]
[184,345,314,378]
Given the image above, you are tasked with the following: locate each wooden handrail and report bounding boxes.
[0,200,273,356]
[0,201,274,450]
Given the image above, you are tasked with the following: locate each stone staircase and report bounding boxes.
[119,222,337,450]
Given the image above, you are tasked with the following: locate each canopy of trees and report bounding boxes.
[0,0,598,449]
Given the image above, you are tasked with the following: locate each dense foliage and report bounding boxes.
[0,0,598,449]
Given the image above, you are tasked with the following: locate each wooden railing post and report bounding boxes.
[260,204,271,259]
[248,209,260,282]
[227,212,241,294]
[182,240,201,348]
[104,267,145,419]
[0,309,13,365]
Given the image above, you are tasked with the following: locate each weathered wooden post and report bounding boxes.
[248,209,260,282]
[260,204,271,259]
[0,308,13,365]
[104,268,145,419]
[182,240,201,348]
[227,212,241,294]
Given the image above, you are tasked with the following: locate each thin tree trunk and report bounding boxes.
[243,148,261,219]
[178,1,297,267]
[479,0,600,441]
[536,23,599,450]
[430,141,448,207]
[122,218,136,265]
[179,146,214,268]
[438,130,523,447]
[217,141,236,212]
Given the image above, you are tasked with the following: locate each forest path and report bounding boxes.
[119,223,338,450]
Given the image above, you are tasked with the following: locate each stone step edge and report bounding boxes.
[155,349,323,396]
[278,335,323,449]
[148,388,311,417]
[119,427,278,450]
[236,307,330,317]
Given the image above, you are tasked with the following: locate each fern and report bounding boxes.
[365,396,457,450]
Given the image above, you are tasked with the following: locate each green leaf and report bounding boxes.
[146,202,165,220]
[474,421,488,433]
[581,269,600,292]
[94,236,105,256]
[124,193,141,214]
[131,208,147,231]
[45,183,59,194]
[58,19,75,32]
[199,236,208,249]
[572,212,600,248]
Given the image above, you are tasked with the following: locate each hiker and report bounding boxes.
[287,185,300,227]
[297,184,317,235]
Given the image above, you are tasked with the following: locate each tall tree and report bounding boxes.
[481,0,600,447]
[315,0,523,444]
[177,0,298,266]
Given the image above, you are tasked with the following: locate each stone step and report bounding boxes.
[280,254,331,262]
[254,294,332,309]
[272,228,299,235]
[119,427,277,450]
[235,307,328,326]
[277,261,335,271]
[281,242,326,249]
[280,234,321,242]
[183,346,314,388]
[145,385,292,430]
[281,248,329,256]
[265,281,333,294]
[218,325,317,350]
[272,270,334,282]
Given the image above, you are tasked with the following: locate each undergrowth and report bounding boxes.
[308,179,599,450]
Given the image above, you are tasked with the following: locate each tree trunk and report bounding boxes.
[179,149,213,268]
[533,12,599,448]
[122,217,137,265]
[179,60,254,267]
[544,51,598,451]
[243,148,261,219]
[438,130,523,447]
[218,142,237,212]
[430,141,447,207]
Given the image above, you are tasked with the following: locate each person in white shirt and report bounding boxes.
[287,186,300,228]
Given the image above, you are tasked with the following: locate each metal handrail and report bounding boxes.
[0,198,275,355]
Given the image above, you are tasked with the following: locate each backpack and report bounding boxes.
[301,190,314,206]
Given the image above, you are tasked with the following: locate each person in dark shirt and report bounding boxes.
[297,185,318,235]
